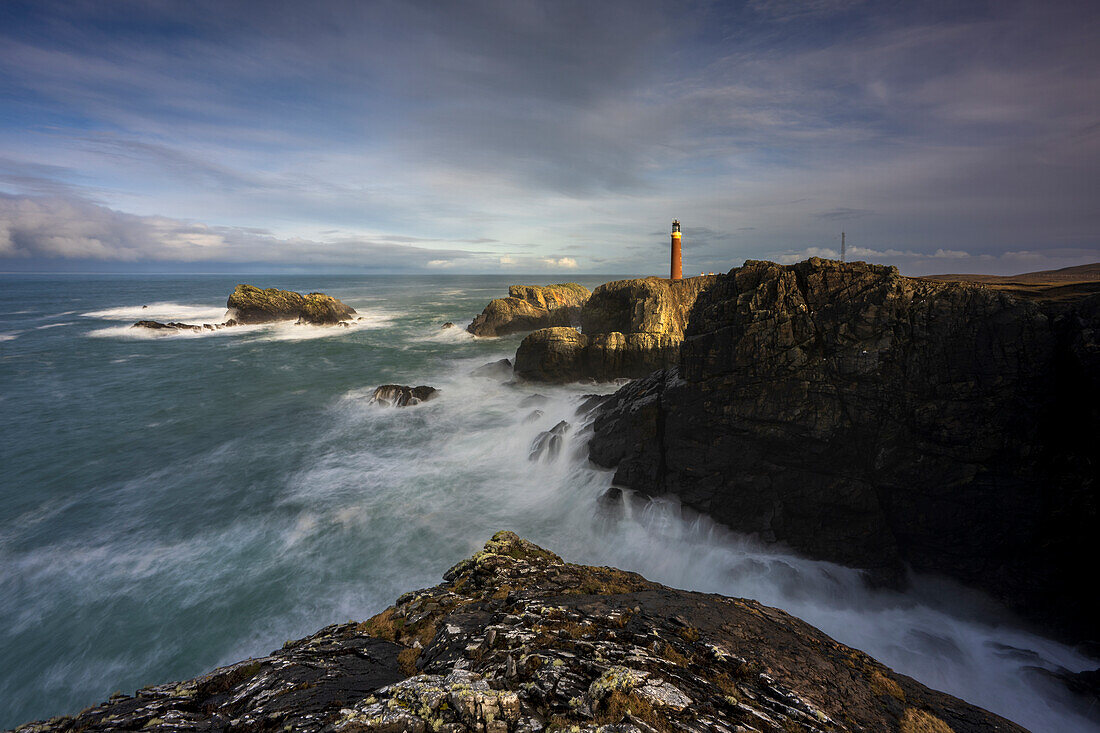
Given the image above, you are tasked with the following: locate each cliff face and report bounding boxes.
[514,276,717,382]
[15,532,1025,733]
[588,259,1099,640]
[467,284,590,337]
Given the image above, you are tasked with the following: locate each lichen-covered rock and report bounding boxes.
[588,258,1100,640]
[298,292,358,325]
[513,327,588,381]
[467,284,590,337]
[514,328,680,383]
[580,276,717,338]
[16,532,1027,733]
[514,277,717,382]
[369,384,438,407]
[227,284,356,324]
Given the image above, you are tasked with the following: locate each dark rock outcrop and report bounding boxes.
[13,532,1027,733]
[227,284,356,325]
[131,319,238,332]
[514,276,717,382]
[467,284,590,337]
[369,384,438,408]
[588,258,1100,640]
[132,320,201,332]
[471,358,514,381]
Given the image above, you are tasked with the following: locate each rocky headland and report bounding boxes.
[514,276,717,382]
[467,284,590,338]
[132,284,357,332]
[12,532,1025,733]
[585,258,1099,641]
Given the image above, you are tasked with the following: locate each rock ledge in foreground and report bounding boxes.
[14,531,1027,733]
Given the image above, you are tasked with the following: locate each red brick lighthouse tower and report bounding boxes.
[670,220,682,280]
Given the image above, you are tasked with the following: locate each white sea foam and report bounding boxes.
[87,323,263,340]
[82,302,231,322]
[83,300,396,341]
[0,331,21,342]
[417,324,475,343]
[250,311,395,342]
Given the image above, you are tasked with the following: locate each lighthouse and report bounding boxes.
[670,220,682,280]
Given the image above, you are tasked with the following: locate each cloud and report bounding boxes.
[0,193,481,270]
[748,0,868,22]
[541,257,578,269]
[816,208,873,221]
[496,254,581,270]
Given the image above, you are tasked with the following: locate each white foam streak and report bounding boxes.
[82,302,231,322]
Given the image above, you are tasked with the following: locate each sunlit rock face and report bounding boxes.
[227,284,356,325]
[514,276,718,382]
[467,283,590,337]
[12,532,1026,733]
[588,258,1100,641]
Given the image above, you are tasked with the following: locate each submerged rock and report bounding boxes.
[471,358,514,380]
[588,257,1100,640]
[369,384,438,408]
[467,283,590,337]
[131,320,205,332]
[14,532,1027,733]
[528,420,570,462]
[227,284,356,325]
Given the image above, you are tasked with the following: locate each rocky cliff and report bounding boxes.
[587,258,1099,641]
[467,284,590,337]
[227,284,356,325]
[514,276,716,382]
[13,532,1025,733]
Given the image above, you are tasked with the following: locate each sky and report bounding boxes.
[0,0,1097,276]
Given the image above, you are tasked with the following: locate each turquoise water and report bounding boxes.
[1,275,1096,732]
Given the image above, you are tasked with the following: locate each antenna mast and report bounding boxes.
[841,232,846,263]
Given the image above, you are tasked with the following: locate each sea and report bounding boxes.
[0,274,1096,732]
